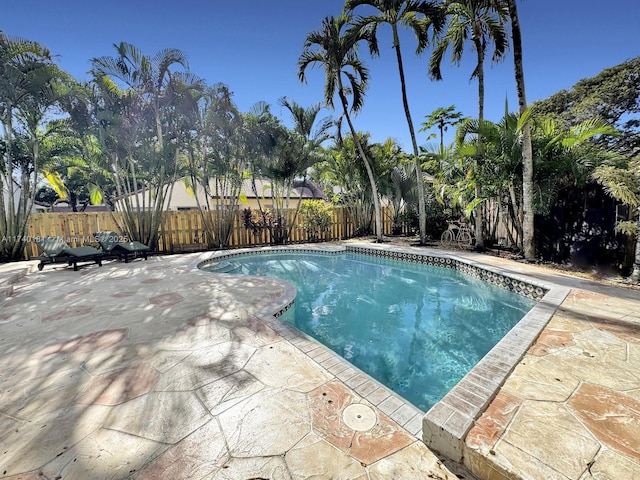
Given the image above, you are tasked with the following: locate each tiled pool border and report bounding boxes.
[195,243,570,463]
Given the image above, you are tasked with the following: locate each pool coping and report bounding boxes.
[193,243,570,463]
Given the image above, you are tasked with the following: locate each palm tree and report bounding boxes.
[320,133,379,237]
[345,0,445,245]
[0,32,59,259]
[298,14,384,242]
[186,83,245,248]
[429,0,508,123]
[454,108,528,246]
[279,97,333,145]
[278,98,333,241]
[504,0,534,260]
[429,0,509,248]
[420,105,464,152]
[455,108,617,248]
[90,42,203,248]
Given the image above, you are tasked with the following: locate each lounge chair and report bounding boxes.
[33,236,103,271]
[93,231,151,263]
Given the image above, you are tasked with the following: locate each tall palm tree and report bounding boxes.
[0,32,58,259]
[298,14,384,242]
[92,43,199,151]
[345,0,445,245]
[504,0,534,260]
[429,0,509,248]
[429,0,508,123]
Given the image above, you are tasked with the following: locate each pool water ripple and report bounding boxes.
[203,251,535,412]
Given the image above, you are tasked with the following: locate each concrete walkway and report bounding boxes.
[1,245,639,479]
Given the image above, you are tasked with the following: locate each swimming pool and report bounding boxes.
[201,250,536,411]
[198,244,568,461]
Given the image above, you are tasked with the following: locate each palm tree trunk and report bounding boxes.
[507,0,535,260]
[338,88,383,242]
[631,207,640,282]
[474,39,485,249]
[508,180,523,246]
[392,24,426,245]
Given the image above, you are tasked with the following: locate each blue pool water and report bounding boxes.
[204,252,535,411]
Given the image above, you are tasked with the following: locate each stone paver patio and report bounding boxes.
[1,242,639,479]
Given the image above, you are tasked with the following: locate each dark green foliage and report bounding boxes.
[531,57,640,156]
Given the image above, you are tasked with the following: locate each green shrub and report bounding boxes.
[298,200,333,242]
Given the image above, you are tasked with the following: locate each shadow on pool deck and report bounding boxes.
[0,254,465,479]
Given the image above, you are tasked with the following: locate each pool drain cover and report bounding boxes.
[342,404,377,431]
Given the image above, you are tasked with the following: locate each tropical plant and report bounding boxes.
[429,0,508,122]
[277,97,332,241]
[531,57,640,157]
[381,161,418,234]
[532,117,618,214]
[431,136,480,224]
[420,105,464,152]
[186,83,246,248]
[243,101,314,245]
[298,200,333,241]
[36,94,111,213]
[279,97,333,143]
[54,79,117,210]
[592,155,640,281]
[90,42,203,249]
[315,134,378,237]
[345,0,445,245]
[449,106,617,249]
[0,32,61,259]
[298,14,384,242]
[504,0,535,260]
[429,0,509,247]
[453,109,527,246]
[371,138,410,233]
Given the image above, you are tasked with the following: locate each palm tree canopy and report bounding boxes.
[429,0,509,81]
[345,0,445,54]
[90,42,191,95]
[279,97,332,144]
[298,14,375,113]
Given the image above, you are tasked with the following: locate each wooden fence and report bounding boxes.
[24,207,396,259]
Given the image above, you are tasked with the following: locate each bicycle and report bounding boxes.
[440,222,474,249]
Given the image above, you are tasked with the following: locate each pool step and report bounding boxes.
[207,261,241,274]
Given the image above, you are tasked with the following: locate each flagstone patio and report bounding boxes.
[1,243,639,479]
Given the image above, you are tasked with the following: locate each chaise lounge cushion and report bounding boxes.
[94,231,151,262]
[34,236,103,271]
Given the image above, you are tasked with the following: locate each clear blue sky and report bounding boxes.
[3,0,639,150]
